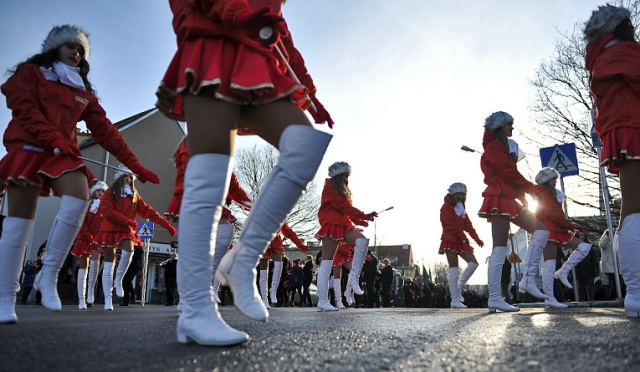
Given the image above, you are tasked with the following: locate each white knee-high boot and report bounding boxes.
[449,267,466,308]
[86,258,100,306]
[211,224,233,304]
[518,230,550,299]
[77,268,88,309]
[102,262,115,310]
[488,246,519,313]
[216,125,331,320]
[617,213,640,317]
[259,269,270,309]
[543,260,568,309]
[317,260,338,312]
[270,261,283,304]
[347,238,369,295]
[344,279,354,305]
[176,153,248,346]
[0,217,35,323]
[457,262,478,295]
[554,242,592,289]
[334,278,346,309]
[35,196,90,311]
[113,249,133,298]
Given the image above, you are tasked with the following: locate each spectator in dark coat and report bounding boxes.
[380,258,393,307]
[301,255,314,307]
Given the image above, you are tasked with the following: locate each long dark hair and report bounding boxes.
[491,128,511,161]
[613,18,636,42]
[110,176,139,205]
[330,173,351,199]
[8,47,95,95]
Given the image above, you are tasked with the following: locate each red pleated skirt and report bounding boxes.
[0,147,95,196]
[158,37,307,121]
[94,231,141,248]
[333,243,354,266]
[478,195,526,221]
[599,127,640,174]
[438,241,474,255]
[71,239,102,257]
[316,224,362,241]
[549,231,575,245]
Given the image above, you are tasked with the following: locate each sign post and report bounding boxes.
[137,221,154,306]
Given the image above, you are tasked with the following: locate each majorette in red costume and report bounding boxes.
[532,167,592,309]
[259,220,308,309]
[439,182,484,309]
[0,24,160,321]
[72,181,108,257]
[157,0,333,346]
[477,111,550,313]
[96,167,176,248]
[315,162,376,312]
[584,3,640,318]
[71,180,108,310]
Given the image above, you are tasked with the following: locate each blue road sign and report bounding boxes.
[540,143,579,177]
[137,222,154,239]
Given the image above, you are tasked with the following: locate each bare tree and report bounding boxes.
[526,0,639,231]
[431,262,449,286]
[231,144,321,244]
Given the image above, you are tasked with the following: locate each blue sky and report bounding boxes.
[0,1,605,283]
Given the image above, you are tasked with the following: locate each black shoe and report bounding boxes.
[119,302,129,306]
[165,303,173,306]
[87,303,93,308]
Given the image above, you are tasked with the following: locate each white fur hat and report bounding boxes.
[535,167,559,185]
[114,164,135,181]
[42,24,91,58]
[448,182,467,195]
[484,111,514,131]
[89,181,108,196]
[584,4,631,43]
[328,161,351,178]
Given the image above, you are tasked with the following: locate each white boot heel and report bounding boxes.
[543,260,568,309]
[316,260,338,312]
[518,230,550,300]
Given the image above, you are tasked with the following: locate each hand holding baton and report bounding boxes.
[259,26,317,113]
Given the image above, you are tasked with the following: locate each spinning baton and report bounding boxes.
[259,26,317,113]
[23,144,137,176]
[378,206,394,214]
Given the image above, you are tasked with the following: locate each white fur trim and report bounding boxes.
[42,24,91,58]
[114,165,134,181]
[535,167,559,185]
[328,161,351,178]
[448,182,467,195]
[89,181,108,197]
[584,5,631,42]
[484,111,513,131]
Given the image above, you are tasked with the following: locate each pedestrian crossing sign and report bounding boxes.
[539,143,579,177]
[137,222,154,239]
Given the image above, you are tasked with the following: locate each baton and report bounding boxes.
[259,26,317,113]
[22,144,137,177]
[378,206,394,214]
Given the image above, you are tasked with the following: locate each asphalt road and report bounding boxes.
[1,303,638,371]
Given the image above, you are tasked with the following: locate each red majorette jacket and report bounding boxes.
[318,179,369,228]
[99,191,172,233]
[585,33,640,137]
[223,173,252,222]
[0,64,142,166]
[480,133,535,200]
[439,195,481,245]
[533,185,579,234]
[77,202,103,242]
